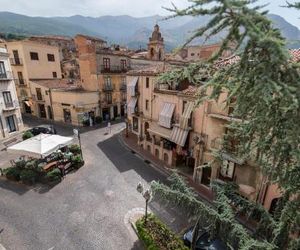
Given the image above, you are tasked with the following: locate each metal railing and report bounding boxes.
[10,57,23,66]
[119,84,127,91]
[102,84,114,92]
[14,78,27,86]
[100,65,131,73]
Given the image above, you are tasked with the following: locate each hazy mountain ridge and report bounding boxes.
[0,11,299,49]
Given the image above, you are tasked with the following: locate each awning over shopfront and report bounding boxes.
[7,133,73,158]
[127,76,138,96]
[127,97,138,114]
[170,125,190,147]
[24,100,33,107]
[180,101,194,129]
[147,122,171,139]
[158,102,175,128]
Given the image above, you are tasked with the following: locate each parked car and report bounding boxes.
[28,125,57,136]
[183,227,227,250]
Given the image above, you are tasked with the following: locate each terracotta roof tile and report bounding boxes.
[290,49,300,62]
[181,85,199,96]
[215,49,300,68]
[31,79,81,90]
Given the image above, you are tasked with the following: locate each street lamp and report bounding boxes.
[137,182,152,224]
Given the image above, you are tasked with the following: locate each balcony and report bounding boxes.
[10,57,23,66]
[119,84,127,91]
[102,84,114,92]
[154,83,178,95]
[2,100,18,111]
[15,78,27,86]
[100,65,131,74]
[0,71,13,81]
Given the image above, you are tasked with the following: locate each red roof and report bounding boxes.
[290,49,300,62]
[31,79,81,90]
[215,49,300,68]
[182,85,199,96]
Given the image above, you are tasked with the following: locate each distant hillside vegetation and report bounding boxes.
[0,12,299,49]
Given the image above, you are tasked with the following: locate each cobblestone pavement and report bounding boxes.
[0,117,190,250]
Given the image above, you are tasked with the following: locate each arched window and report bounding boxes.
[147,145,151,152]
[155,149,159,158]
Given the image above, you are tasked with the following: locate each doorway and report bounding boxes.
[63,109,72,123]
[38,104,47,118]
[113,106,118,118]
[201,165,212,186]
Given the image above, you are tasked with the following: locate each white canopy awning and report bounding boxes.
[127,76,138,97]
[7,133,73,158]
[180,101,194,129]
[158,102,175,128]
[127,97,138,114]
[170,125,190,147]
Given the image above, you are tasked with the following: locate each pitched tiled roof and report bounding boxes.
[128,63,175,75]
[215,49,300,68]
[31,79,81,90]
[290,49,300,62]
[181,85,200,96]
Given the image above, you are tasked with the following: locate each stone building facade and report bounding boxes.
[0,45,23,140]
[75,34,130,120]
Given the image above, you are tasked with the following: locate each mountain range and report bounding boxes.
[0,12,300,50]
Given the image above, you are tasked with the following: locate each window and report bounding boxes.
[220,160,235,179]
[106,93,112,104]
[121,76,126,84]
[52,72,57,78]
[17,72,25,85]
[146,77,149,88]
[122,92,126,102]
[133,117,138,132]
[0,61,7,78]
[190,53,195,56]
[103,58,110,69]
[104,76,112,86]
[30,52,39,60]
[13,50,21,65]
[3,91,13,107]
[36,88,43,101]
[120,59,127,69]
[47,54,55,62]
[6,115,16,133]
[145,99,149,110]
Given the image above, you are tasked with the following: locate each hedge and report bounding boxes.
[135,214,188,250]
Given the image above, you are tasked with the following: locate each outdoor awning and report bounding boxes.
[147,122,171,139]
[7,133,73,158]
[180,101,194,129]
[24,101,32,107]
[158,102,175,128]
[127,76,138,96]
[170,125,190,147]
[127,97,138,114]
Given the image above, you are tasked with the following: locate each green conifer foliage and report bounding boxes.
[155,1,300,248]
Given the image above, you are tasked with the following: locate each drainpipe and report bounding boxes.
[0,116,5,138]
[49,88,54,120]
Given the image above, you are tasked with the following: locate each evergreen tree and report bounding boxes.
[153,0,300,249]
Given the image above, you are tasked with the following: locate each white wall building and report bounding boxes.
[0,45,24,140]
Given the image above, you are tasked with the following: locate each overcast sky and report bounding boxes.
[0,0,299,27]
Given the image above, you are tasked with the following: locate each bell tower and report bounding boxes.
[147,24,165,61]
